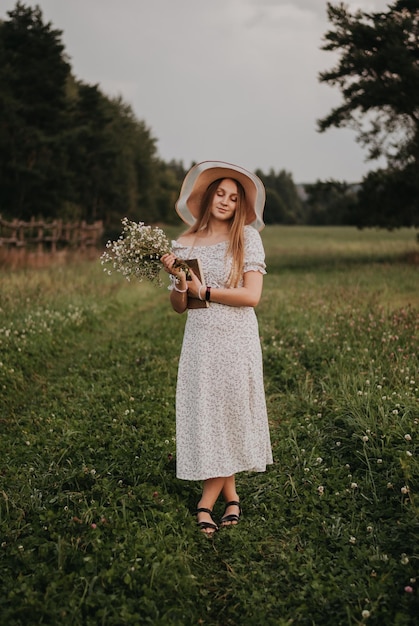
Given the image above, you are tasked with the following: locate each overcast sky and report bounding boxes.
[1,0,392,182]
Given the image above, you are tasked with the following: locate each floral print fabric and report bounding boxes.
[172,226,273,481]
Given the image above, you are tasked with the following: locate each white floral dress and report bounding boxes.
[171,226,273,481]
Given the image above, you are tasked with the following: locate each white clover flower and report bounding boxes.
[362,610,370,619]
[401,486,410,494]
[377,459,383,464]
[400,553,409,565]
[349,536,356,544]
[362,435,369,442]
[406,451,413,457]
[316,457,323,464]
[367,526,373,532]
[404,434,412,441]
[317,485,325,495]
[351,482,358,489]
[387,482,393,489]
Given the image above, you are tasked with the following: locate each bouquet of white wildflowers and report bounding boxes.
[101,218,189,285]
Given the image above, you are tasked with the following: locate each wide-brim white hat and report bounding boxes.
[175,161,266,231]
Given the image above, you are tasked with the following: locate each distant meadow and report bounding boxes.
[0,226,418,625]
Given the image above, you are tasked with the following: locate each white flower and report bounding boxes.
[362,435,369,442]
[362,610,370,619]
[351,482,358,489]
[317,485,325,495]
[406,451,413,457]
[349,536,356,544]
[401,486,410,494]
[404,434,412,441]
[101,219,189,286]
[400,553,409,565]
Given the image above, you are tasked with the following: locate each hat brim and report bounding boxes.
[175,161,265,231]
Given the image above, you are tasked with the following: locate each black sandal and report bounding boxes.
[220,501,241,527]
[196,507,218,535]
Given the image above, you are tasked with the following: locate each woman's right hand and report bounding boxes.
[161,253,186,281]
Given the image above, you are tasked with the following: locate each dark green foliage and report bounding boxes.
[303,180,359,225]
[0,2,71,218]
[0,3,163,232]
[357,164,419,229]
[318,1,419,228]
[255,168,303,224]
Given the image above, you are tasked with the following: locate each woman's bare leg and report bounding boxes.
[221,475,240,526]
[197,477,225,534]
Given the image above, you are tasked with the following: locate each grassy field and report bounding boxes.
[0,226,418,625]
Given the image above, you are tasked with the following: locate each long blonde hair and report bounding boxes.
[185,177,246,287]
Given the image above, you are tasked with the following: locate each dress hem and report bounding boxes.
[176,461,273,482]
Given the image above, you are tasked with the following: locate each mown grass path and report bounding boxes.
[1,227,418,625]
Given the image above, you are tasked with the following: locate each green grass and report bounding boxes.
[0,226,418,625]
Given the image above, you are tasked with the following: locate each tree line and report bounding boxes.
[0,2,417,238]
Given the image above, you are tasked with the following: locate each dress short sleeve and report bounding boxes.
[243,226,266,275]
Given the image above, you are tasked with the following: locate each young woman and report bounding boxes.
[161,161,273,536]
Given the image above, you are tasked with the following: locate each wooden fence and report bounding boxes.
[0,216,104,268]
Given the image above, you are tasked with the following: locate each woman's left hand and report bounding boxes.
[184,269,204,300]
